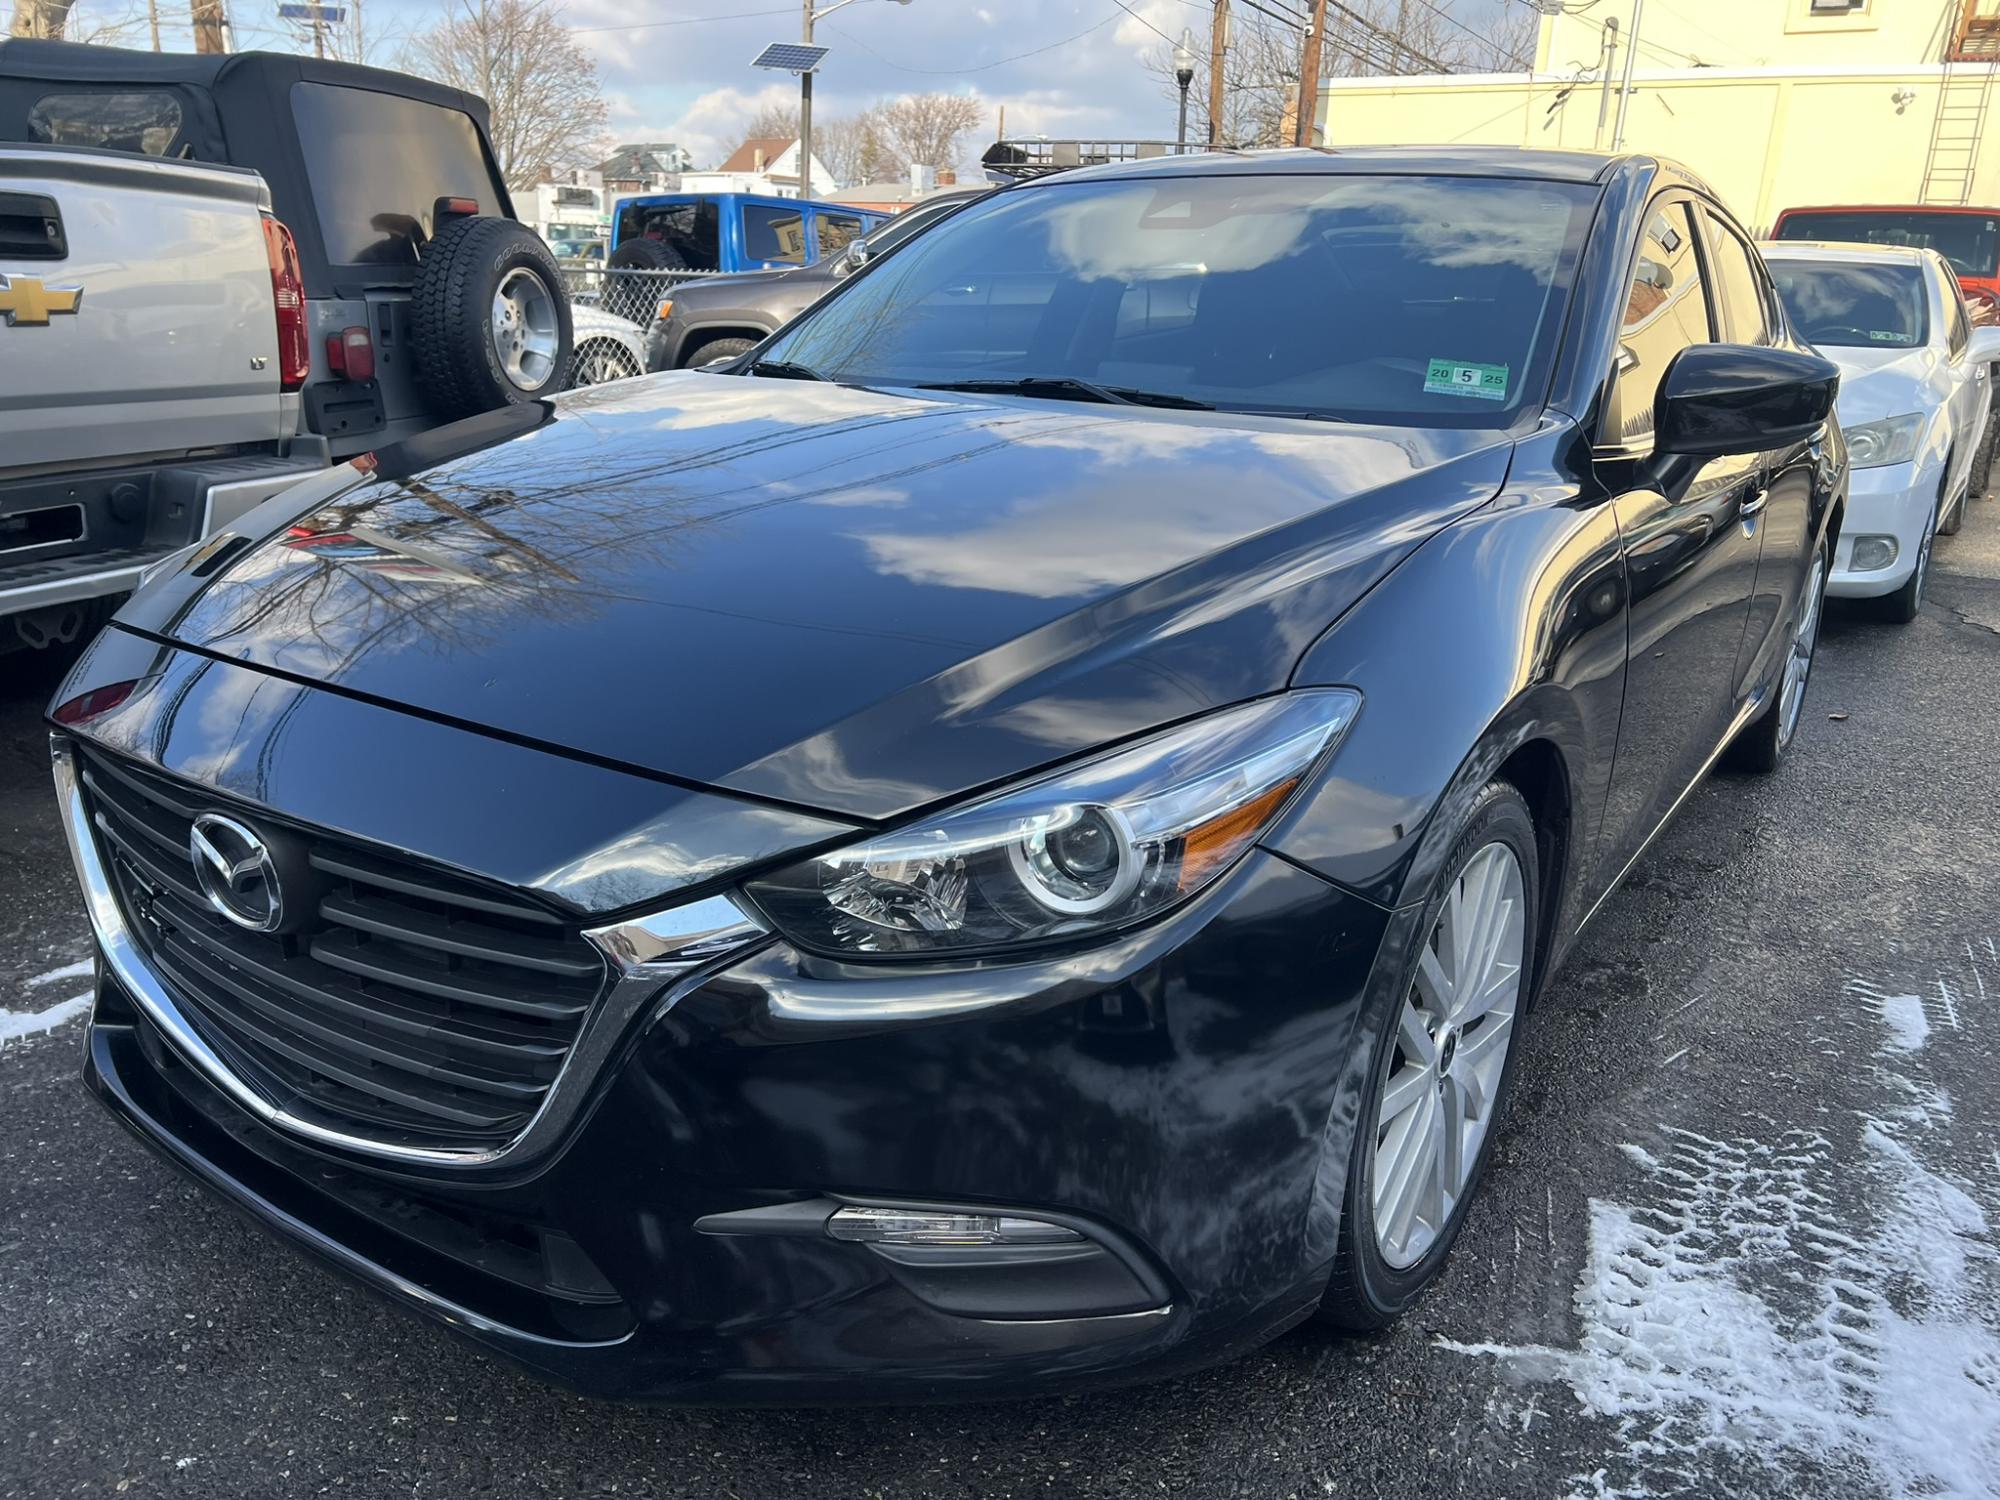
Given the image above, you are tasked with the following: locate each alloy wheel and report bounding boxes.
[571,345,636,387]
[1370,842,1525,1270]
[491,268,561,391]
[1778,551,1826,750]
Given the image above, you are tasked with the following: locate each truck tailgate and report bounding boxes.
[1,147,283,472]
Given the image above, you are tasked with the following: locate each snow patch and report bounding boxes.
[23,957,92,991]
[1446,953,2000,1499]
[0,992,91,1046]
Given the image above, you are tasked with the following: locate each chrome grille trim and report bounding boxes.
[53,735,768,1168]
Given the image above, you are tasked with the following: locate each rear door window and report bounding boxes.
[816,212,866,257]
[1701,208,1775,345]
[742,204,807,265]
[1774,209,2000,280]
[27,92,183,155]
[290,81,508,266]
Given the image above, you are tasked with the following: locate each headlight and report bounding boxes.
[1844,412,1924,469]
[744,690,1360,959]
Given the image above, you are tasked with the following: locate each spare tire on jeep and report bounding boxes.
[412,216,573,420]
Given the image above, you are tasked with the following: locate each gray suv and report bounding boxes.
[647,188,985,371]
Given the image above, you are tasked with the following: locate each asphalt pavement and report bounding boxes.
[3,493,1998,1500]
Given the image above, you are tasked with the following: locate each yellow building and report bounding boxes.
[1316,0,2000,231]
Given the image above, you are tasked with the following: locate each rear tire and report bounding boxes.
[684,335,757,368]
[1318,782,1537,1331]
[1731,535,1828,771]
[412,216,573,420]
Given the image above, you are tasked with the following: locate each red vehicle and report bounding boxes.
[1771,204,2000,321]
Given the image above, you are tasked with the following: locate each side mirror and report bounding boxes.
[1967,325,2000,365]
[1654,343,1839,459]
[842,237,875,274]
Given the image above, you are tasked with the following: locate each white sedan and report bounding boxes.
[1764,241,2000,621]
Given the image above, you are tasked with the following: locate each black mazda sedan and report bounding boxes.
[49,146,1844,1403]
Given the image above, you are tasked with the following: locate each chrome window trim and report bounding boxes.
[53,736,767,1169]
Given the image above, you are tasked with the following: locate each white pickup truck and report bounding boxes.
[1,143,326,656]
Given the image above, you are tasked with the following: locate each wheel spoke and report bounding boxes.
[1414,943,1453,1018]
[1380,1063,1430,1126]
[1396,999,1437,1067]
[1455,1012,1513,1076]
[1378,1094,1437,1253]
[1439,1080,1465,1201]
[1425,1102,1451,1231]
[1457,1053,1492,1120]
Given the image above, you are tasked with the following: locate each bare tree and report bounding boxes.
[9,0,75,37]
[875,92,983,171]
[743,101,801,141]
[739,101,894,187]
[404,0,608,189]
[11,0,147,45]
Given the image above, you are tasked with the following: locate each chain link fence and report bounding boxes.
[558,266,727,329]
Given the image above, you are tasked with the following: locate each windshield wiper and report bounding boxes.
[746,359,827,381]
[914,376,1214,411]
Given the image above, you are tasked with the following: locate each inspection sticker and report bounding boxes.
[1423,359,1510,401]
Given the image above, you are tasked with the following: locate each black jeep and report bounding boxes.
[0,39,580,458]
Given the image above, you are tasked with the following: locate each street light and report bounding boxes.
[774,0,914,199]
[1173,29,1197,152]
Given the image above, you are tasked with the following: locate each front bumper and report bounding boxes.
[1828,453,1945,598]
[80,839,1392,1403]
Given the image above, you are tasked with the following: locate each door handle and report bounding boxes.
[1740,485,1770,518]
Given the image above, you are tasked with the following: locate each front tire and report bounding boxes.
[568,340,641,388]
[683,335,758,368]
[1319,782,1537,1330]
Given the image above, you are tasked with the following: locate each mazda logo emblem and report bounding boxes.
[189,813,284,932]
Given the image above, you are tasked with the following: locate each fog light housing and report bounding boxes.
[825,1206,1084,1247]
[1851,534,1898,572]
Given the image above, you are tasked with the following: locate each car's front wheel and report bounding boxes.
[1319,781,1536,1329]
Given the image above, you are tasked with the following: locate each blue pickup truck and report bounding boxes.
[606,192,891,274]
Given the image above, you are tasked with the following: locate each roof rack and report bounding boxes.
[979,139,1191,183]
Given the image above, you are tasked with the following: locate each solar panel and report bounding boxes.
[751,42,830,73]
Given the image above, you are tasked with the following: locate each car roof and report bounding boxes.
[1026,144,1641,187]
[0,37,489,123]
[1760,240,1937,265]
[1777,203,2000,217]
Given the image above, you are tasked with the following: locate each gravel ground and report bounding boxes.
[2,492,1997,1500]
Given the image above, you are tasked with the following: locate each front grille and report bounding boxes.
[79,746,608,1153]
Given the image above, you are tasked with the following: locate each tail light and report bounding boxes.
[325,325,375,382]
[261,214,311,391]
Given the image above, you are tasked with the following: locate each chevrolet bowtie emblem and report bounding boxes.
[0,273,83,327]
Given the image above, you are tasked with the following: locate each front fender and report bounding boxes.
[1264,421,1628,943]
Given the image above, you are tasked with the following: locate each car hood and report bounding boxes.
[1823,343,1942,423]
[153,373,1512,820]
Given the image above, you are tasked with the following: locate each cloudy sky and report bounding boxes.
[114,0,1525,172]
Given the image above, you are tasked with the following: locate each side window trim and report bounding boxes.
[1596,191,1715,457]
[1697,200,1776,346]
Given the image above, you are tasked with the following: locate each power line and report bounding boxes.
[570,6,793,36]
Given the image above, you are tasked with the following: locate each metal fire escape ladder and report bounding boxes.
[1923,0,2000,205]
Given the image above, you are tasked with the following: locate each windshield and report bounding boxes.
[1775,210,2000,280]
[758,173,1596,425]
[1768,260,1929,348]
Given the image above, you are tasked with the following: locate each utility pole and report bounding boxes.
[1594,17,1618,148]
[1207,0,1228,147]
[1293,0,1328,147]
[1611,0,1643,150]
[799,0,815,200]
[146,0,160,48]
[190,0,225,52]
